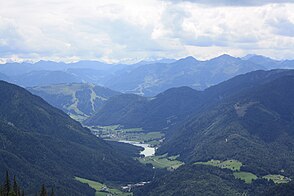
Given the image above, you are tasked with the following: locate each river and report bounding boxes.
[118,140,155,157]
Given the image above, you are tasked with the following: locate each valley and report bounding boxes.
[88,125,184,170]
[88,125,164,147]
[3,0,294,195]
[1,64,294,195]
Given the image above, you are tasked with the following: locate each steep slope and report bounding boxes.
[28,83,121,121]
[85,94,148,128]
[158,73,294,177]
[0,81,152,195]
[264,181,294,196]
[85,87,202,131]
[201,69,294,105]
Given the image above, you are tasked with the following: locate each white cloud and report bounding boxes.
[0,0,293,63]
[165,0,294,7]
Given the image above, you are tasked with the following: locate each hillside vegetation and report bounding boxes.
[0,81,152,195]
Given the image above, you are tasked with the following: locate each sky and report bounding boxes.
[0,0,294,63]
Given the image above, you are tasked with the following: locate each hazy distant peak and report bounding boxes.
[174,56,199,64]
[182,56,198,61]
[134,58,177,66]
[242,54,280,67]
[241,54,257,60]
[243,54,271,60]
[35,60,66,65]
[211,54,238,61]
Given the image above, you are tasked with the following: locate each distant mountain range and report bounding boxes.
[28,83,121,121]
[1,54,293,96]
[109,54,294,96]
[1,58,294,195]
[0,81,152,195]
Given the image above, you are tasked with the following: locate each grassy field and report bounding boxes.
[262,174,291,184]
[233,172,258,184]
[75,177,132,196]
[138,154,184,171]
[194,159,242,171]
[194,159,292,184]
[96,125,120,130]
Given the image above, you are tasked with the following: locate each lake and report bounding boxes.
[118,140,155,157]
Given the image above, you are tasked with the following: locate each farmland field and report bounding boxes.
[233,172,258,184]
[75,177,132,196]
[138,154,184,170]
[263,175,291,184]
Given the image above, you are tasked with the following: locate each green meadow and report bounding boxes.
[75,177,132,196]
[138,154,184,171]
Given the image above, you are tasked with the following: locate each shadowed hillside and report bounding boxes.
[0,81,152,195]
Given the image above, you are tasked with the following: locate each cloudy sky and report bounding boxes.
[0,0,294,63]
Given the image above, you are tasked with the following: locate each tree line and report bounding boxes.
[0,171,54,196]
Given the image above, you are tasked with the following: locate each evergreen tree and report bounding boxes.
[12,177,18,196]
[1,173,23,196]
[8,190,16,196]
[0,185,3,196]
[39,185,47,196]
[3,171,10,196]
[49,188,54,196]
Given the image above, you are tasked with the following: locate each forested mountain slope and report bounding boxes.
[158,72,294,177]
[0,81,152,195]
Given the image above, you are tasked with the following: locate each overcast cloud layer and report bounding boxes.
[0,0,294,63]
[167,0,294,6]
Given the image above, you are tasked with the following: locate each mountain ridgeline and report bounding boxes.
[1,55,294,96]
[86,69,294,131]
[0,81,152,195]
